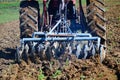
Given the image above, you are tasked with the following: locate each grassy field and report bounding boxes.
[0,2,19,24]
[0,1,86,24]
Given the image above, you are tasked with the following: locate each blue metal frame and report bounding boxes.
[32,32,92,38]
[21,32,101,49]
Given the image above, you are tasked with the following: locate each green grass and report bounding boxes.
[82,0,86,5]
[80,74,86,80]
[0,8,19,24]
[38,69,45,80]
[52,70,62,78]
[0,2,19,8]
[0,2,19,24]
[76,0,86,6]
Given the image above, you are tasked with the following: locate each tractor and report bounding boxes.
[15,0,106,63]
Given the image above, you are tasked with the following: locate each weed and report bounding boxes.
[52,69,62,78]
[80,74,86,80]
[65,58,69,66]
[98,73,103,78]
[112,41,116,47]
[38,69,45,80]
[118,16,120,21]
[50,61,53,70]
[114,58,120,64]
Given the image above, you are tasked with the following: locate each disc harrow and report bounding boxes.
[16,0,106,63]
[15,17,104,63]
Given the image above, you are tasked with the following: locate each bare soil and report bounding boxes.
[0,0,120,80]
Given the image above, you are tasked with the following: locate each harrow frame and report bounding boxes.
[16,18,104,63]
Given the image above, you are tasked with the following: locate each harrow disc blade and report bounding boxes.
[35,41,99,60]
[100,45,106,62]
[15,38,101,62]
[15,47,22,63]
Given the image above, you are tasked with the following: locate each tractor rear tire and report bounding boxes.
[87,0,106,45]
[20,1,40,38]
